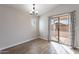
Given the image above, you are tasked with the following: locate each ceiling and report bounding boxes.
[8,4,58,16]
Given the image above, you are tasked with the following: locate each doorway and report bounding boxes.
[49,13,73,46]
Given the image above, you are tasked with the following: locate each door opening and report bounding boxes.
[49,13,73,46]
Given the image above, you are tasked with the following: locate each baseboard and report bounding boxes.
[0,37,37,51]
[39,36,48,40]
[75,47,79,49]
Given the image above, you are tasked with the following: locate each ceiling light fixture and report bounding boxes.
[30,4,38,16]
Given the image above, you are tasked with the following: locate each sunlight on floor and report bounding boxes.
[50,42,74,54]
[62,45,75,54]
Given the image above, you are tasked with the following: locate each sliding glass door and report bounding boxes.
[50,14,72,46]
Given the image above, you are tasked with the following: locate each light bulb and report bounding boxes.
[35,11,38,14]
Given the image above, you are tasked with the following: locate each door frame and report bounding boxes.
[48,11,76,47]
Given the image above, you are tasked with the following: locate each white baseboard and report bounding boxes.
[75,47,79,49]
[0,37,37,51]
[39,36,48,40]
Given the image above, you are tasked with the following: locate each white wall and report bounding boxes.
[39,4,79,48]
[0,5,39,50]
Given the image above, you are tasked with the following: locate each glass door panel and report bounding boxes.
[59,15,71,45]
[50,17,59,42]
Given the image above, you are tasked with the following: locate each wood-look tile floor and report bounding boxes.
[1,38,79,54]
[2,39,57,54]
